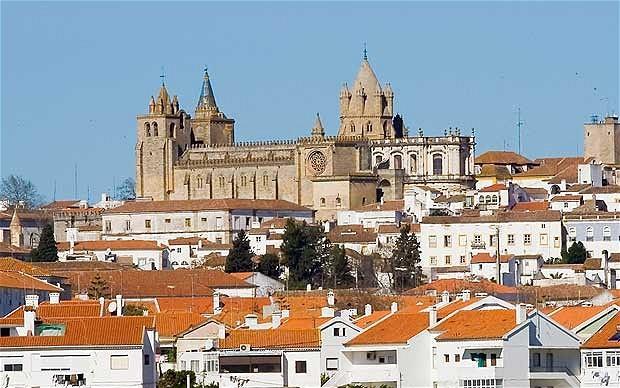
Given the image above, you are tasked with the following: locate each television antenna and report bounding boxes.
[516,107,525,155]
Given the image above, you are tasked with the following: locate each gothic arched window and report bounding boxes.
[145,122,151,137]
[336,197,342,207]
[320,198,326,207]
[169,123,176,138]
[241,176,247,187]
[432,154,443,175]
[366,121,373,133]
[218,176,225,187]
[349,122,355,133]
[410,154,417,174]
[263,175,269,186]
[152,122,159,137]
[196,176,203,189]
[393,154,402,169]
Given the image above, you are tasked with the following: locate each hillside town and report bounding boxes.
[1,35,619,388]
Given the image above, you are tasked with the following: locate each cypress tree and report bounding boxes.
[225,230,254,272]
[31,224,58,262]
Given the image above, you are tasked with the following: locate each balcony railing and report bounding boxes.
[530,365,580,383]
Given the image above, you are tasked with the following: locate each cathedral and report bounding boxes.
[135,54,476,219]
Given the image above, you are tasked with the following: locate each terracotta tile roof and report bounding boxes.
[52,269,251,298]
[0,271,62,292]
[549,305,610,330]
[200,242,233,250]
[476,165,512,179]
[567,184,591,192]
[434,195,465,204]
[377,224,401,234]
[422,210,561,224]
[471,253,514,264]
[522,187,548,195]
[436,298,482,320]
[155,312,206,337]
[229,272,254,280]
[0,243,30,255]
[475,151,536,166]
[328,225,377,243]
[479,184,506,192]
[346,312,428,346]
[57,240,165,252]
[216,297,273,327]
[537,157,586,184]
[260,218,290,229]
[278,317,331,329]
[77,225,102,232]
[168,237,202,245]
[353,311,390,328]
[4,300,101,319]
[0,257,50,276]
[41,200,81,209]
[248,228,269,235]
[583,258,602,270]
[219,328,320,349]
[407,279,517,296]
[582,311,620,348]
[511,201,549,212]
[106,199,312,214]
[356,200,404,212]
[518,284,603,303]
[156,296,214,314]
[550,195,582,202]
[580,185,620,194]
[433,310,517,340]
[34,261,133,272]
[0,316,152,348]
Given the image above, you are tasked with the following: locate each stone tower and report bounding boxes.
[338,52,395,140]
[584,115,620,164]
[190,68,235,145]
[9,208,23,247]
[135,82,189,200]
[310,113,325,140]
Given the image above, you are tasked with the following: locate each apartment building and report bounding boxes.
[563,211,620,259]
[56,239,169,269]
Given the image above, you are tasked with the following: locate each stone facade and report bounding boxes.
[135,56,476,220]
[584,115,620,165]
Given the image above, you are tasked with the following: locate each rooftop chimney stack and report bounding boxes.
[516,303,527,324]
[24,307,36,336]
[364,304,373,316]
[429,306,438,326]
[25,294,39,309]
[213,292,222,314]
[327,290,335,306]
[115,294,123,317]
[49,292,60,305]
[271,311,282,329]
[391,302,398,313]
[441,291,450,304]
[244,314,258,328]
[462,290,471,301]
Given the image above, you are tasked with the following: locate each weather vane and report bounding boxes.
[160,66,166,85]
[363,42,368,60]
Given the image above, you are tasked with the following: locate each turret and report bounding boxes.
[191,66,235,145]
[311,113,325,139]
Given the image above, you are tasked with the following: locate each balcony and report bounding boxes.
[349,364,399,384]
[471,242,486,250]
[529,365,580,387]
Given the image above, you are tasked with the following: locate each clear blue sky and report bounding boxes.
[1,1,618,202]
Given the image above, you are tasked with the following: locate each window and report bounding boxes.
[393,154,402,169]
[460,379,503,388]
[216,217,223,230]
[0,328,10,337]
[429,235,437,248]
[604,226,611,241]
[444,235,452,247]
[201,217,207,222]
[554,236,560,248]
[191,360,200,373]
[479,195,485,204]
[586,227,594,241]
[460,255,466,264]
[541,223,546,229]
[432,154,443,175]
[375,155,383,165]
[241,175,247,187]
[3,364,22,372]
[263,175,269,186]
[197,176,203,189]
[445,255,451,265]
[491,195,498,204]
[474,353,487,367]
[473,235,482,245]
[326,358,339,371]
[378,356,385,363]
[564,202,569,208]
[164,218,171,224]
[145,219,151,228]
[145,122,151,137]
[152,122,158,136]
[524,234,531,245]
[205,359,218,372]
[568,227,576,242]
[218,176,225,187]
[507,234,514,245]
[110,355,129,370]
[455,354,460,363]
[295,360,307,373]
[607,351,620,366]
[458,235,467,246]
[585,351,603,368]
[532,352,541,367]
[366,121,373,133]
[410,154,417,174]
[125,220,131,231]
[216,237,223,244]
[320,198,326,207]
[444,354,450,363]
[430,256,437,265]
[144,355,150,365]
[539,233,548,246]
[336,197,342,207]
[105,220,111,232]
[169,123,176,137]
[185,218,191,227]
[490,354,497,366]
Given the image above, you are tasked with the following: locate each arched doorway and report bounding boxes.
[377,179,391,202]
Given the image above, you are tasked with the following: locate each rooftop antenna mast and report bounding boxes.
[74,163,78,199]
[516,107,525,155]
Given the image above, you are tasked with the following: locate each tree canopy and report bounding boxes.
[326,244,355,288]
[257,253,282,279]
[87,273,110,299]
[115,177,136,200]
[225,230,254,273]
[562,241,587,264]
[30,224,58,262]
[387,224,422,291]
[280,219,330,289]
[0,175,42,209]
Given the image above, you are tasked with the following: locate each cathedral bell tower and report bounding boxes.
[190,67,235,145]
[338,50,395,140]
[135,79,189,200]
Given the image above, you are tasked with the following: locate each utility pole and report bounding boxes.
[517,108,524,155]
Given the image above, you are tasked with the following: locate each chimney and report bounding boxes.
[339,309,351,321]
[49,292,60,305]
[429,306,438,326]
[25,294,39,309]
[271,311,282,329]
[69,239,75,255]
[101,192,109,203]
[391,302,398,313]
[281,309,290,318]
[364,304,373,316]
[213,292,221,314]
[198,239,203,249]
[327,290,335,306]
[115,294,123,317]
[306,284,312,292]
[244,314,258,328]
[218,324,226,339]
[516,303,527,324]
[462,290,471,301]
[24,306,36,336]
[441,291,450,304]
[603,250,610,288]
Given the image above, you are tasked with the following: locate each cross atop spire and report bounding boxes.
[196,65,218,112]
[363,42,368,61]
[160,66,166,86]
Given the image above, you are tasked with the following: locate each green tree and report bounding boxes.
[123,303,147,316]
[562,241,587,264]
[0,175,43,209]
[388,224,422,291]
[115,177,136,201]
[157,370,195,388]
[225,230,254,273]
[326,245,355,288]
[280,219,330,289]
[30,224,58,262]
[257,253,282,279]
[87,273,110,299]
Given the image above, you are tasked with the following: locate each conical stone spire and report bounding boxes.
[311,113,325,138]
[197,66,218,112]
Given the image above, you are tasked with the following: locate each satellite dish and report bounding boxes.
[108,301,117,313]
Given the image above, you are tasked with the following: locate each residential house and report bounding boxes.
[229,272,284,296]
[56,240,169,270]
[469,252,517,286]
[328,225,378,256]
[336,200,405,228]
